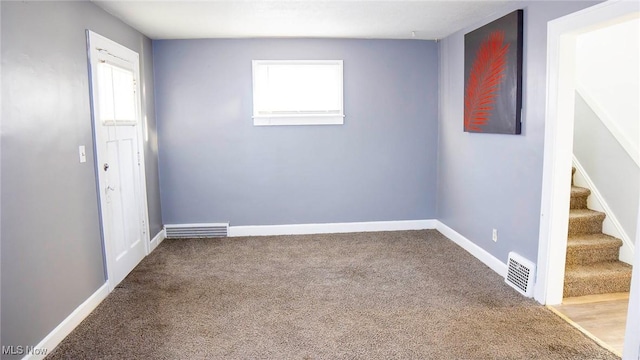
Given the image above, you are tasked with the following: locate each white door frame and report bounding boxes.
[624,206,640,359]
[86,30,151,290]
[537,1,639,356]
[536,0,639,305]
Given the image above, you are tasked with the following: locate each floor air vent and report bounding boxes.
[505,252,535,297]
[165,223,229,238]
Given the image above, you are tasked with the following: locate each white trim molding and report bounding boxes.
[149,228,166,253]
[23,283,109,360]
[228,219,436,237]
[435,221,508,278]
[576,87,640,167]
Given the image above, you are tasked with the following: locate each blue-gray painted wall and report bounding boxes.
[1,1,162,356]
[153,39,439,226]
[437,1,601,265]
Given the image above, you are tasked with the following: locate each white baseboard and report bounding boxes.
[209,219,508,280]
[24,229,165,359]
[228,219,436,237]
[175,220,508,280]
[23,283,109,360]
[435,221,508,278]
[149,228,166,252]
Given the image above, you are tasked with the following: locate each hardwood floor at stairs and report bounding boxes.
[551,293,629,356]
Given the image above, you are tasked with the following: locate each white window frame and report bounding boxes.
[252,60,344,126]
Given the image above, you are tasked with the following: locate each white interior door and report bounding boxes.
[87,31,149,289]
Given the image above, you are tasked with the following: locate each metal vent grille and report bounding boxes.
[505,252,535,297]
[165,223,229,238]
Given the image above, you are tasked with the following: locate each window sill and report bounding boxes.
[253,115,344,126]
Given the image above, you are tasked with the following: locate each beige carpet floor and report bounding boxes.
[47,230,618,359]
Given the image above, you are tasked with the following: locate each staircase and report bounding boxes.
[563,167,632,298]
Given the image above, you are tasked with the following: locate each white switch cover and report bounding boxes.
[492,229,498,242]
[78,145,86,163]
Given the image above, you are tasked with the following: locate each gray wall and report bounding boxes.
[437,1,600,264]
[1,0,162,356]
[574,92,639,244]
[154,39,438,226]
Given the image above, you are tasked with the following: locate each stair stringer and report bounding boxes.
[573,156,634,264]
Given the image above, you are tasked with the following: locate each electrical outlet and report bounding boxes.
[492,229,498,242]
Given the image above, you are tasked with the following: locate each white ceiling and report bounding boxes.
[93,1,517,40]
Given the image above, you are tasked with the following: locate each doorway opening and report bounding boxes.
[536,1,639,357]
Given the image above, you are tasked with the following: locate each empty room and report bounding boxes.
[1,0,639,359]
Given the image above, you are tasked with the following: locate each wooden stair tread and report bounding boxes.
[565,262,632,280]
[562,292,629,305]
[567,234,622,249]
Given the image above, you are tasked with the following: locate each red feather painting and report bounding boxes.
[464,31,509,131]
[464,10,523,134]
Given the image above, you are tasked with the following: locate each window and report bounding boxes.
[252,60,344,126]
[97,61,137,125]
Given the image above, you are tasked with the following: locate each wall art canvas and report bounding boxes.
[464,10,523,134]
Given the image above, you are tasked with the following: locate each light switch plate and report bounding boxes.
[79,145,86,163]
